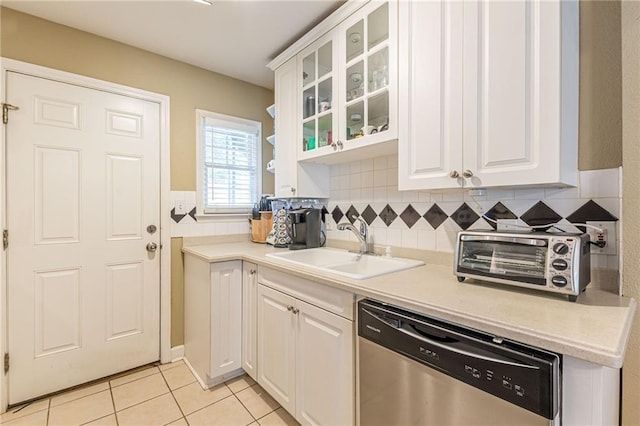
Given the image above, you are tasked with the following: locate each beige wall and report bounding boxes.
[621,0,640,424]
[1,7,275,192]
[1,7,274,347]
[579,0,622,170]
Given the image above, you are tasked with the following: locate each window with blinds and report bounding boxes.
[197,110,262,214]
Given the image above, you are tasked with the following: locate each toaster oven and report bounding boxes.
[454,230,591,301]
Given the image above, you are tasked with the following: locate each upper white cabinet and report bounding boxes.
[270,0,398,176]
[399,0,579,190]
[298,1,398,164]
[274,57,330,198]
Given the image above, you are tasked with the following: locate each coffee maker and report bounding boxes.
[287,208,322,250]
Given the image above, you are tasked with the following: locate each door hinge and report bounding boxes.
[2,230,7,250]
[4,353,8,374]
[2,103,19,124]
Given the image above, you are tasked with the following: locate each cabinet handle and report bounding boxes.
[463,170,474,178]
[287,305,293,312]
[249,269,256,275]
[336,140,344,149]
[290,187,296,194]
[449,170,460,178]
[291,307,299,314]
[332,142,338,151]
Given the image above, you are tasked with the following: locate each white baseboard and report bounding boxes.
[170,345,184,362]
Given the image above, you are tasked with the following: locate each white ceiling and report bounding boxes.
[3,0,345,89]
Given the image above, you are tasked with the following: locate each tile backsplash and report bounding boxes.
[169,191,250,237]
[326,155,621,271]
[168,155,622,274]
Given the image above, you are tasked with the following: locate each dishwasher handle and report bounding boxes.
[362,307,535,369]
[399,322,537,369]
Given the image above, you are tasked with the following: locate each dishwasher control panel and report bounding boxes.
[358,299,560,421]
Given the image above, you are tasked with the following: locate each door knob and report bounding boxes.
[449,170,460,178]
[462,170,474,178]
[146,242,158,252]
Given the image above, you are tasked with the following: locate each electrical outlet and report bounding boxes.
[586,221,617,255]
[496,219,531,232]
[175,200,186,215]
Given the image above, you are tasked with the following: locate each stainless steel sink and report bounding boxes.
[266,247,424,279]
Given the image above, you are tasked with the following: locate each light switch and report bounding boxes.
[175,199,186,215]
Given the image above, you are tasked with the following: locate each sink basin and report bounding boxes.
[266,248,424,279]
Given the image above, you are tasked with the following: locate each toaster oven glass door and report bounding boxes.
[458,238,548,285]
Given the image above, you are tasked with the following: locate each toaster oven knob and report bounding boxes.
[552,243,569,255]
[551,258,568,271]
[551,275,568,287]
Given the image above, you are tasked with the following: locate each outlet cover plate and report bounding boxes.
[586,221,617,255]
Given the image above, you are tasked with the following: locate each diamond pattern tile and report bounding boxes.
[484,202,517,229]
[566,200,618,223]
[378,204,397,227]
[170,208,186,224]
[345,205,359,224]
[520,201,562,229]
[361,205,377,225]
[331,206,344,224]
[188,207,197,222]
[423,204,448,229]
[400,205,421,229]
[450,203,481,230]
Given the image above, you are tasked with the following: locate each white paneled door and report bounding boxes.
[6,72,161,404]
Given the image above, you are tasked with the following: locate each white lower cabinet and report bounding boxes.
[257,268,354,426]
[241,262,258,381]
[184,256,243,388]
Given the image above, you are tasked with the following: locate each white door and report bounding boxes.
[257,284,296,414]
[296,299,353,426]
[6,72,161,404]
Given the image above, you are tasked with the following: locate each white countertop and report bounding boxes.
[182,242,636,369]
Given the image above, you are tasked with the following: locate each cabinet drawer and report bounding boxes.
[258,267,354,320]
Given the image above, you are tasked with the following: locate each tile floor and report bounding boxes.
[0,360,299,426]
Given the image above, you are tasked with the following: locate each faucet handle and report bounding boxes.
[354,216,367,236]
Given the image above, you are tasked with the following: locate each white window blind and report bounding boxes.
[197,111,261,214]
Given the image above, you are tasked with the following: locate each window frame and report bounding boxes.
[195,109,262,216]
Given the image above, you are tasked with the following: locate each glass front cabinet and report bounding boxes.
[298,1,397,162]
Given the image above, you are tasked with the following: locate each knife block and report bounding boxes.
[251,211,273,243]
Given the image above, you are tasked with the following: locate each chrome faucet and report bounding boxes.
[337,217,370,254]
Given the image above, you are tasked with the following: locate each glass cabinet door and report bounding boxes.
[343,2,390,142]
[301,40,334,153]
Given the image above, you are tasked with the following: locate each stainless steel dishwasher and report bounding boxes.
[358,299,560,425]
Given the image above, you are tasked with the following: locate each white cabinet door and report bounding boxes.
[242,262,258,381]
[462,0,579,188]
[210,261,243,380]
[295,299,354,426]
[274,56,330,198]
[336,0,398,151]
[398,0,464,190]
[274,57,299,198]
[399,0,578,191]
[257,284,297,414]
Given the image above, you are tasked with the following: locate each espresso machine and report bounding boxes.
[287,208,323,250]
